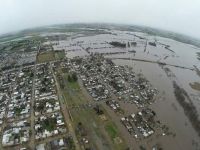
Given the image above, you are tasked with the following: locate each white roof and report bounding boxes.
[36,144,45,150]
[131,113,135,118]
[2,134,11,144]
[59,138,64,146]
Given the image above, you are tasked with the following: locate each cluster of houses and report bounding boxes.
[36,136,74,150]
[34,63,67,140]
[0,57,69,148]
[34,63,60,116]
[0,66,34,147]
[0,70,14,128]
[7,66,34,122]
[35,112,66,140]
[104,63,157,108]
[71,54,157,108]
[67,55,161,142]
[106,100,121,113]
[0,38,39,71]
[0,51,36,72]
[0,93,9,128]
[121,108,156,139]
[102,61,158,108]
[35,97,60,116]
[129,77,158,107]
[2,120,30,146]
[103,65,135,101]
[72,56,110,101]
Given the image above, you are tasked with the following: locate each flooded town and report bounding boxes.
[0,24,200,150]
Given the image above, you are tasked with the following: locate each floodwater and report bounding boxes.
[53,30,200,150]
[113,59,200,150]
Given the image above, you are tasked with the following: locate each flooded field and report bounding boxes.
[52,30,200,150]
[1,25,199,149]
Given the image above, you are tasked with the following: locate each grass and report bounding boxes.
[55,67,127,150]
[37,51,55,63]
[67,94,127,150]
[57,72,109,149]
[105,123,127,150]
[103,111,127,150]
[105,122,118,139]
[14,107,22,116]
[60,73,82,106]
[63,73,80,89]
[98,105,127,149]
[41,118,57,132]
[37,50,65,63]
[55,50,65,60]
[68,80,80,89]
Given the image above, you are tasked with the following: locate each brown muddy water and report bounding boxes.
[53,30,200,150]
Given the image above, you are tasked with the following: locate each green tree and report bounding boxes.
[68,75,72,82]
[72,73,78,82]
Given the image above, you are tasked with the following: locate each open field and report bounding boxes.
[55,67,127,150]
[105,122,118,139]
[63,74,80,90]
[104,117,126,149]
[37,51,55,63]
[37,50,65,63]
[55,50,65,60]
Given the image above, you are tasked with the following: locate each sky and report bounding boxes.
[0,0,200,39]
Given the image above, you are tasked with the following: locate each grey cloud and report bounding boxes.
[0,0,200,38]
